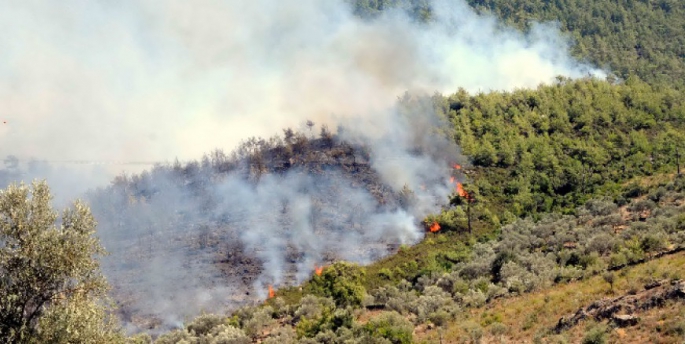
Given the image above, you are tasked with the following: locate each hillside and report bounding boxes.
[420,250,685,343]
[133,171,684,344]
[87,125,464,332]
[3,0,685,343]
[124,75,685,341]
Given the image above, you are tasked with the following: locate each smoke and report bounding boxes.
[0,0,605,332]
[0,0,601,168]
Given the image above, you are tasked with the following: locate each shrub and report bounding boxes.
[581,323,607,344]
[659,318,685,337]
[362,312,413,344]
[582,198,618,216]
[488,322,508,337]
[187,313,225,336]
[209,324,250,344]
[262,327,297,344]
[243,307,274,338]
[491,251,518,283]
[155,330,192,344]
[295,296,334,321]
[602,272,616,291]
[308,262,366,307]
[409,286,454,323]
[628,199,657,213]
[585,234,616,255]
[640,232,668,253]
[608,251,628,268]
[648,187,667,202]
[461,289,487,308]
[461,321,483,344]
[126,333,152,344]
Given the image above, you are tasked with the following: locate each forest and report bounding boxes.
[2,0,685,343]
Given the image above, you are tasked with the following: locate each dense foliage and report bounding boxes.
[0,182,122,344]
[432,77,685,220]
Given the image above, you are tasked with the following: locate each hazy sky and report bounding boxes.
[0,0,602,168]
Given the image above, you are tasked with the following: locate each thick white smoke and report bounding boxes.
[0,0,601,169]
[0,0,605,332]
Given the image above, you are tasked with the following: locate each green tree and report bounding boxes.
[308,262,366,307]
[0,181,122,343]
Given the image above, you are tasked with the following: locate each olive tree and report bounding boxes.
[0,181,122,343]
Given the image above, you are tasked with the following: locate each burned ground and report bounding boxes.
[89,131,448,332]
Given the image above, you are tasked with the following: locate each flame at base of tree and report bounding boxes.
[429,221,441,232]
[456,182,469,199]
[314,265,324,276]
[268,285,275,298]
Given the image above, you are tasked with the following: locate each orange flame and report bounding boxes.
[456,182,469,198]
[453,164,462,170]
[315,265,323,276]
[268,285,275,299]
[429,221,441,232]
[449,176,455,184]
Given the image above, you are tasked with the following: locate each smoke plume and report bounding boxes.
[0,0,604,332]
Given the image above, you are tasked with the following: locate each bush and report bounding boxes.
[308,262,366,307]
[582,323,607,344]
[461,321,483,344]
[262,327,297,344]
[209,324,250,344]
[488,322,508,337]
[362,312,413,344]
[409,286,455,323]
[583,198,618,216]
[640,232,668,253]
[155,330,192,344]
[461,289,487,308]
[628,199,657,213]
[609,251,628,268]
[186,313,225,336]
[243,307,274,338]
[659,318,685,337]
[295,296,334,321]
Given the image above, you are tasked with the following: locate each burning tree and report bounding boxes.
[450,182,477,234]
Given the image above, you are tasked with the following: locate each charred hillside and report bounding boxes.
[88,125,460,331]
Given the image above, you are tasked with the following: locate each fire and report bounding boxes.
[453,164,461,170]
[449,176,455,184]
[456,182,468,198]
[315,265,323,276]
[429,221,441,232]
[268,285,275,299]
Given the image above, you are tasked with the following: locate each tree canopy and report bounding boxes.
[0,181,122,343]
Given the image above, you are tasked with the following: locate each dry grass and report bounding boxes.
[417,251,685,343]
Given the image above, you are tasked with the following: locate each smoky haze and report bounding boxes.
[0,0,601,167]
[0,0,604,333]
